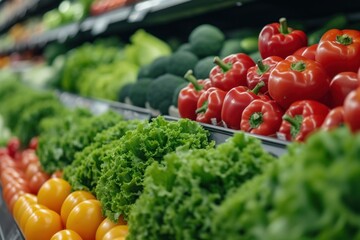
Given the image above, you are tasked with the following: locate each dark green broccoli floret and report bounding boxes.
[129,80,152,108]
[166,51,198,77]
[194,56,216,79]
[137,64,152,79]
[176,43,192,53]
[147,56,171,78]
[146,74,185,115]
[118,83,134,103]
[189,24,225,58]
[219,39,243,58]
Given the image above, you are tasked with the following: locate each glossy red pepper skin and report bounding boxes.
[210,54,255,91]
[321,106,345,131]
[316,29,360,78]
[221,82,267,130]
[278,100,330,141]
[258,18,307,59]
[178,70,212,120]
[343,87,360,133]
[329,72,359,107]
[293,43,318,61]
[196,87,227,125]
[246,56,283,94]
[268,55,330,109]
[240,99,284,136]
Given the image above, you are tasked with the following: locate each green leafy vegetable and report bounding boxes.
[125,29,172,67]
[60,42,124,92]
[15,99,65,146]
[96,116,212,222]
[213,127,360,240]
[37,110,122,173]
[63,119,142,194]
[128,132,275,240]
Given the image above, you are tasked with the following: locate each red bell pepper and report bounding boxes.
[221,81,268,130]
[278,100,330,141]
[258,17,307,59]
[246,56,283,95]
[196,87,227,125]
[268,55,330,109]
[329,72,359,107]
[178,70,212,120]
[316,29,360,78]
[343,87,360,133]
[240,99,284,136]
[321,106,345,131]
[293,43,318,61]
[210,53,255,91]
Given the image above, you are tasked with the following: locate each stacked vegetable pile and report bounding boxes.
[118,24,259,115]
[172,18,360,142]
[1,79,360,239]
[213,126,360,239]
[54,29,171,101]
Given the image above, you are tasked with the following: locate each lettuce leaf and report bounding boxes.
[127,132,275,240]
[95,116,213,221]
[63,119,143,194]
[213,127,360,240]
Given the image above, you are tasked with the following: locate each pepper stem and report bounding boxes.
[291,61,306,72]
[250,112,263,129]
[251,81,265,95]
[214,57,232,73]
[256,59,270,75]
[279,17,290,34]
[283,114,303,139]
[184,70,203,91]
[336,34,353,45]
[195,100,208,114]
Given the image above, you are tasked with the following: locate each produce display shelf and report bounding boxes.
[0,0,254,55]
[58,92,289,157]
[58,91,153,120]
[164,116,288,157]
[0,0,62,35]
[0,187,24,240]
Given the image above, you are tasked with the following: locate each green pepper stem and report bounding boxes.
[279,17,290,34]
[195,100,208,114]
[250,112,263,129]
[291,61,306,72]
[256,59,270,75]
[283,114,303,139]
[336,34,353,45]
[251,81,265,95]
[214,57,232,73]
[184,70,203,91]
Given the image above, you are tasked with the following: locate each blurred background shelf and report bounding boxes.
[1,0,359,56]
